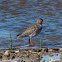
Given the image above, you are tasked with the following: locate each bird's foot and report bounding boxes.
[29,44,33,47]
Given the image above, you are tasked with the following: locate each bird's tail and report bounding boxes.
[17,33,22,38]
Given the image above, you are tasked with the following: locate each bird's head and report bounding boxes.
[36,18,46,24]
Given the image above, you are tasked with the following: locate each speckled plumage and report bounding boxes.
[17,18,43,38]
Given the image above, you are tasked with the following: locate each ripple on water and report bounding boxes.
[0,0,62,48]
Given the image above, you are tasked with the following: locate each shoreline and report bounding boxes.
[0,47,62,62]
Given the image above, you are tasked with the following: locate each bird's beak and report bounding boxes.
[42,22,46,24]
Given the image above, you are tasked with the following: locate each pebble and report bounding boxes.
[40,59,45,62]
[0,48,62,62]
[49,54,53,57]
[15,50,19,53]
[4,50,9,56]
[48,58,54,62]
[59,48,62,52]
[48,48,53,52]
[60,55,62,60]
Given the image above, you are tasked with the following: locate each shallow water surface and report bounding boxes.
[43,53,61,62]
[0,0,62,49]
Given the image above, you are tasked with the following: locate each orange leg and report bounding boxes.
[30,38,33,46]
[29,38,33,46]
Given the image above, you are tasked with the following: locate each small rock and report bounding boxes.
[40,59,45,62]
[53,59,62,62]
[4,50,9,56]
[29,53,40,62]
[15,50,19,53]
[40,55,43,59]
[49,54,53,57]
[3,55,9,60]
[28,50,32,53]
[43,48,48,52]
[53,48,59,52]
[59,48,62,52]
[60,55,62,60]
[48,58,54,62]
[48,48,53,52]
[11,57,21,62]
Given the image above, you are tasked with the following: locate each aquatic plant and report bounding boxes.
[40,39,42,48]
[10,32,12,49]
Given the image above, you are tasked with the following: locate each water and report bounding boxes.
[0,0,62,49]
[43,53,61,62]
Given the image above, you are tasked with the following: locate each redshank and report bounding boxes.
[17,18,46,46]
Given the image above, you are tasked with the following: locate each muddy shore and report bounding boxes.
[0,47,62,62]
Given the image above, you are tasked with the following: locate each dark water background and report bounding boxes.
[0,0,62,49]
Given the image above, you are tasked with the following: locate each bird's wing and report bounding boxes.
[20,23,42,37]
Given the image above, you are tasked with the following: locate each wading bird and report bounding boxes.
[17,18,46,46]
